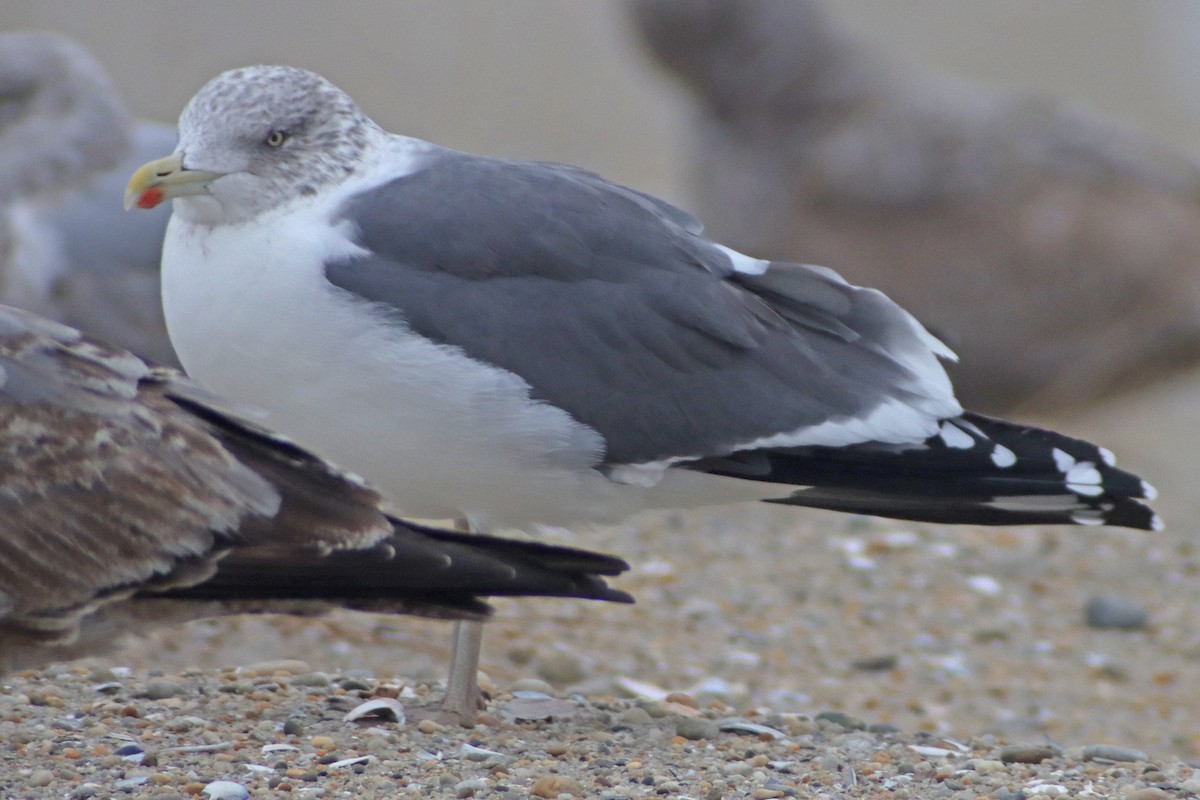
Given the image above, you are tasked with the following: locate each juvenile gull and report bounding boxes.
[0,304,631,676]
[127,66,1159,722]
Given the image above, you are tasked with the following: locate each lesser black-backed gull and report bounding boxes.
[126,65,1159,723]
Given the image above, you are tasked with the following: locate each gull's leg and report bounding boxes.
[440,517,486,727]
[441,618,485,727]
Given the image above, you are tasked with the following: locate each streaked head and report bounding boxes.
[126,66,378,224]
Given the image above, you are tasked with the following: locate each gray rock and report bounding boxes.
[676,716,720,740]
[290,672,332,687]
[143,678,185,700]
[999,743,1061,763]
[456,778,489,798]
[1081,743,1149,763]
[614,706,654,729]
[815,711,866,731]
[535,650,587,685]
[1085,595,1149,630]
[508,678,556,696]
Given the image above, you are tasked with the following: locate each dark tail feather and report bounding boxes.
[154,519,634,617]
[688,412,1160,531]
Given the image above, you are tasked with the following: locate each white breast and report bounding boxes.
[162,187,681,528]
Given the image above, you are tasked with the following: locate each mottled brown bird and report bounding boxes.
[630,0,1200,412]
[0,305,631,675]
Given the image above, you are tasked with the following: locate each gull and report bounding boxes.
[0,304,631,677]
[126,65,1158,723]
[0,31,177,365]
[629,0,1200,412]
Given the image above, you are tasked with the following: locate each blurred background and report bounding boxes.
[6,0,1200,755]
[7,0,1200,203]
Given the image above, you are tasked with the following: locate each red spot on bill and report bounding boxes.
[136,186,165,209]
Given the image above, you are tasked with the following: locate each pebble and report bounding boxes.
[417,718,444,734]
[851,654,899,671]
[999,744,1061,763]
[536,650,588,685]
[1128,790,1171,800]
[290,671,333,687]
[456,777,490,798]
[283,717,305,736]
[1085,595,1149,630]
[509,678,557,695]
[203,781,250,800]
[676,716,721,740]
[70,785,100,799]
[143,678,186,700]
[239,659,311,677]
[29,769,54,786]
[1081,744,1149,763]
[614,707,654,728]
[815,711,866,731]
[531,774,584,798]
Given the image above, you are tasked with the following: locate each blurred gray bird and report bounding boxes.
[0,31,176,365]
[0,304,631,676]
[629,0,1200,412]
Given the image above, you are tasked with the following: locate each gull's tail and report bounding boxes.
[156,521,634,618]
[688,412,1160,531]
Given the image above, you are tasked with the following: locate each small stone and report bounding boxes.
[311,735,336,750]
[663,692,698,708]
[143,678,186,700]
[613,707,653,729]
[545,742,568,756]
[1128,790,1170,800]
[1180,779,1200,794]
[814,711,866,731]
[456,778,489,798]
[751,790,785,800]
[417,718,443,734]
[1081,744,1149,763]
[971,759,1005,774]
[71,785,100,799]
[283,717,305,736]
[998,743,1060,763]
[536,650,587,685]
[241,659,311,677]
[203,780,250,799]
[531,775,583,798]
[676,716,720,740]
[29,769,54,786]
[852,654,899,671]
[290,672,332,687]
[1085,595,1149,630]
[509,678,556,696]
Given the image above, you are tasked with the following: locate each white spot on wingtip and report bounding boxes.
[990,444,1016,468]
[1070,511,1105,526]
[1151,514,1165,532]
[1141,480,1158,501]
[1051,448,1075,473]
[938,421,974,450]
[1098,447,1116,466]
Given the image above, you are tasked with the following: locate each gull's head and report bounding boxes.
[125,65,377,225]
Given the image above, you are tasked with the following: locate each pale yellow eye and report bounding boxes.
[265,130,287,147]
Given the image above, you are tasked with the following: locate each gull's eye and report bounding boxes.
[265,130,288,147]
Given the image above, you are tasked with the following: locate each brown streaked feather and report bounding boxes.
[0,305,631,672]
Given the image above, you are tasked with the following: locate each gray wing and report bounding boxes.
[326,151,957,466]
